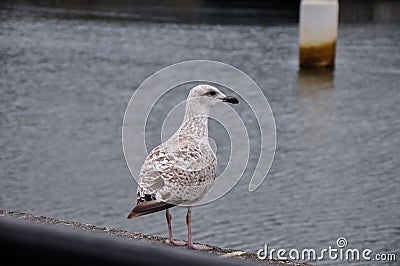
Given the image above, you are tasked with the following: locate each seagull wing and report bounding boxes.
[127,138,216,218]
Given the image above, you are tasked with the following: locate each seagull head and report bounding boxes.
[187,85,239,108]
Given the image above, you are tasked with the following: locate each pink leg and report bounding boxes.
[186,207,213,250]
[165,209,186,246]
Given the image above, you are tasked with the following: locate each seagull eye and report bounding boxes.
[208,91,217,96]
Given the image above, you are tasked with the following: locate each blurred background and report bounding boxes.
[0,0,399,265]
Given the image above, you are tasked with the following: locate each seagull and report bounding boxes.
[127,84,239,250]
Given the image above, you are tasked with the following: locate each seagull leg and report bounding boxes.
[165,209,186,246]
[186,207,213,250]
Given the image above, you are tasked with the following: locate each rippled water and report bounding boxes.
[1,5,399,265]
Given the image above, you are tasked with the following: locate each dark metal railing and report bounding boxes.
[0,216,256,266]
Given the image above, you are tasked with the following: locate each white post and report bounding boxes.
[299,0,339,68]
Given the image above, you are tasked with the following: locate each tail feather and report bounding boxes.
[127,201,175,219]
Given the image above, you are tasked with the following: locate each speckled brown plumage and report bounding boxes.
[127,85,239,250]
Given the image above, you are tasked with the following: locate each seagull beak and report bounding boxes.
[221,96,240,104]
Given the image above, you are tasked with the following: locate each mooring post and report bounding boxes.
[299,0,339,68]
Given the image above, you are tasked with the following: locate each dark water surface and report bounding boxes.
[1,5,399,265]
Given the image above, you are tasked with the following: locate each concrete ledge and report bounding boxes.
[0,210,312,266]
